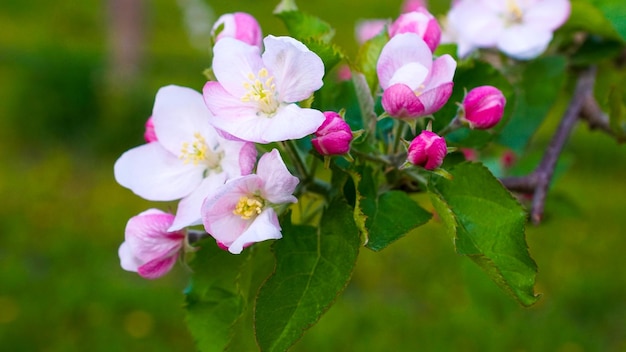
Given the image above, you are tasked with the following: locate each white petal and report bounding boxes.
[228,209,282,254]
[152,85,215,156]
[388,62,429,90]
[377,33,433,90]
[169,174,227,231]
[119,242,142,272]
[447,1,502,47]
[262,35,324,103]
[497,25,552,60]
[114,142,203,201]
[524,0,571,31]
[212,37,264,98]
[257,149,299,204]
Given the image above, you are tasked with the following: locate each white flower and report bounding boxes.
[446,0,571,60]
[201,149,298,254]
[203,35,326,143]
[114,85,257,230]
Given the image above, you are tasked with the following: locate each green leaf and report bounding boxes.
[274,10,335,44]
[185,240,247,352]
[255,199,360,352]
[588,0,626,41]
[354,31,389,95]
[428,162,540,307]
[564,0,623,40]
[497,56,567,153]
[349,166,432,251]
[300,38,344,74]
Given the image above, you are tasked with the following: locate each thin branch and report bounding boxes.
[580,93,623,141]
[501,66,597,225]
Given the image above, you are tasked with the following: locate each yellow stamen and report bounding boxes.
[241,68,279,115]
[179,132,223,170]
[506,0,524,24]
[233,196,264,220]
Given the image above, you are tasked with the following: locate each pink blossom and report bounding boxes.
[118,209,185,279]
[211,12,263,49]
[377,33,456,119]
[203,35,325,144]
[144,117,157,143]
[407,130,447,170]
[311,111,353,156]
[446,0,571,60]
[202,149,298,254]
[114,85,257,231]
[461,85,506,129]
[355,19,389,44]
[389,9,441,52]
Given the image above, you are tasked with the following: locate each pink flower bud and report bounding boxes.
[461,86,506,129]
[118,209,186,279]
[311,111,353,156]
[389,9,441,52]
[144,116,157,143]
[211,12,262,49]
[407,130,447,170]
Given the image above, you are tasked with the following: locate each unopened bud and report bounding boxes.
[461,85,506,129]
[312,111,353,156]
[407,130,447,170]
[211,12,262,49]
[389,9,441,52]
[144,116,157,143]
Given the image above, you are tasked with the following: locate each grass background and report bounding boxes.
[0,0,625,351]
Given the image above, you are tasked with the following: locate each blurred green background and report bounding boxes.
[1,0,624,351]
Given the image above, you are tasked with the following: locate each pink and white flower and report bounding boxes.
[211,12,263,49]
[407,130,447,170]
[445,0,571,60]
[377,33,456,119]
[118,209,186,279]
[201,149,299,254]
[203,35,326,144]
[389,8,441,52]
[401,0,428,13]
[144,117,157,143]
[114,85,257,230]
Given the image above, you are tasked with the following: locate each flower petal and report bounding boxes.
[418,82,454,115]
[524,0,571,31]
[152,85,216,156]
[212,37,265,98]
[381,83,426,118]
[377,33,433,89]
[114,142,203,201]
[118,242,142,272]
[262,35,324,103]
[256,149,299,204]
[228,208,282,254]
[125,210,184,262]
[497,25,552,60]
[169,173,228,231]
[137,254,179,279]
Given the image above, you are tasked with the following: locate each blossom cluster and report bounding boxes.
[114,0,569,279]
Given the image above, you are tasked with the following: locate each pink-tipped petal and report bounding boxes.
[228,209,282,254]
[212,37,264,98]
[256,149,299,204]
[381,84,426,119]
[377,33,433,89]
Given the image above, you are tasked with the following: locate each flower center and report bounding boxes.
[180,132,223,171]
[233,196,265,220]
[241,68,280,115]
[504,0,524,25]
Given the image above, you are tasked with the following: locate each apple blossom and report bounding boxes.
[203,35,326,144]
[389,8,441,52]
[311,111,353,156]
[445,0,571,60]
[118,209,186,279]
[201,149,298,254]
[211,12,263,49]
[401,0,428,13]
[407,130,447,170]
[460,85,506,129]
[377,33,456,119]
[114,85,257,231]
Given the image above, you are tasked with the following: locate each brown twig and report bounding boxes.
[500,66,597,225]
[580,92,624,142]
